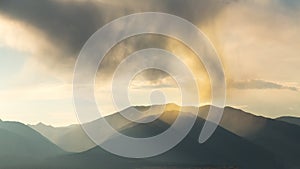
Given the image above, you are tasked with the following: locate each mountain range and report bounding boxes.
[0,120,65,168]
[1,104,300,169]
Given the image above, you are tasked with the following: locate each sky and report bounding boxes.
[0,0,300,126]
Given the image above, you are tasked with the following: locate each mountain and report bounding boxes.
[27,104,300,168]
[29,105,166,152]
[198,106,300,169]
[0,120,65,168]
[276,116,300,126]
[46,110,282,169]
[29,123,96,152]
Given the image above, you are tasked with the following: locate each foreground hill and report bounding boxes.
[0,120,65,168]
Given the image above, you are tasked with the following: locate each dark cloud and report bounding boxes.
[0,0,237,82]
[0,0,235,57]
[231,79,298,91]
[0,0,122,56]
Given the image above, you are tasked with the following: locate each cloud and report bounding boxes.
[129,70,178,90]
[0,0,235,79]
[2,0,300,124]
[214,0,300,82]
[230,79,298,91]
[0,0,119,55]
[1,0,299,85]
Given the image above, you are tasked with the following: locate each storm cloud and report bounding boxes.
[0,0,235,74]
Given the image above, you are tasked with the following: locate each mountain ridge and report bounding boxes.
[27,104,300,168]
[0,120,66,168]
[276,116,300,126]
[47,111,282,169]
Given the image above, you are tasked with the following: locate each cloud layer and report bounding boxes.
[231,79,298,91]
[0,0,232,58]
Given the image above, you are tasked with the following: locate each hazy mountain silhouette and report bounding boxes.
[198,106,300,169]
[29,105,166,152]
[0,120,65,168]
[43,109,282,169]
[24,104,300,169]
[276,116,300,127]
[29,122,96,152]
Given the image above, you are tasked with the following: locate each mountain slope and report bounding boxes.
[28,104,300,168]
[198,106,300,169]
[276,116,300,126]
[0,121,65,168]
[29,123,96,152]
[47,111,282,169]
[29,105,165,152]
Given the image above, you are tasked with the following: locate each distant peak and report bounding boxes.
[165,103,181,111]
[36,122,53,128]
[132,103,180,108]
[166,103,180,107]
